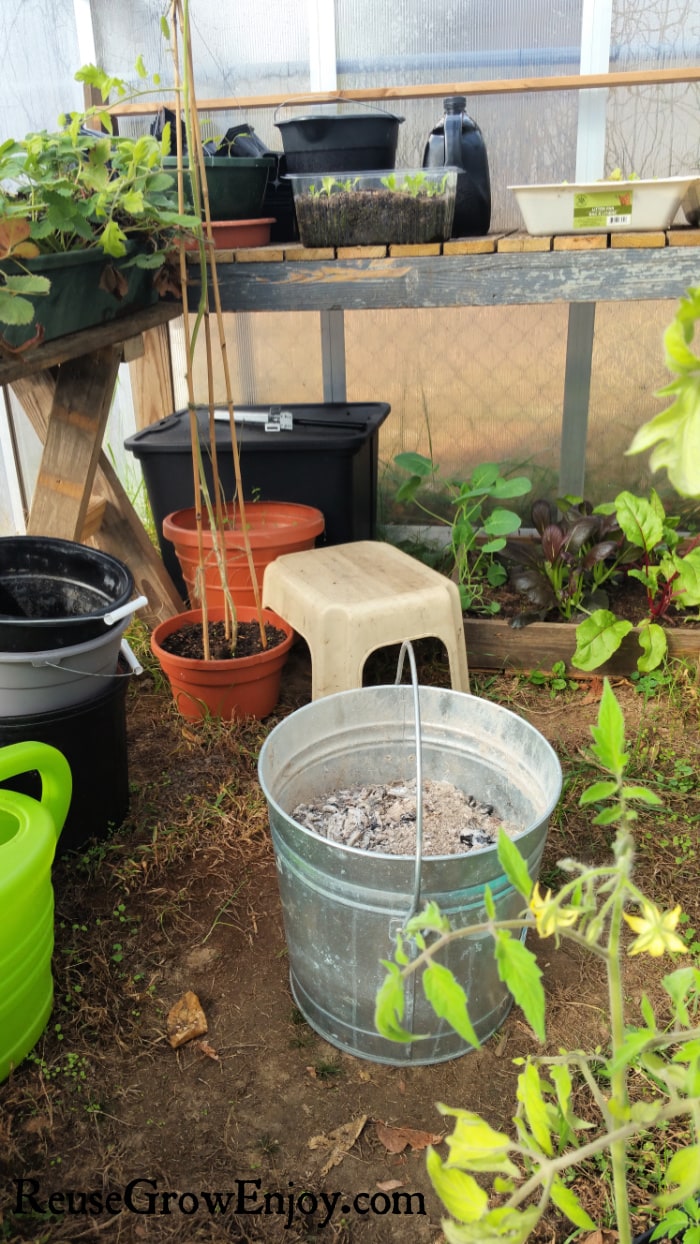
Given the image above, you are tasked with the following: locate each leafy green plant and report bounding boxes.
[375,680,699,1244]
[394,452,531,613]
[572,490,700,673]
[307,175,358,197]
[520,660,577,699]
[501,497,626,623]
[0,60,198,334]
[627,287,700,498]
[380,171,449,197]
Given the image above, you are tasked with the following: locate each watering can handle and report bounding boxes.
[0,741,72,843]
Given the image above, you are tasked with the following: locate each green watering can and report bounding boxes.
[0,741,72,1083]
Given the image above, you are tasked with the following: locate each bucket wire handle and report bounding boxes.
[273,96,403,124]
[394,640,424,923]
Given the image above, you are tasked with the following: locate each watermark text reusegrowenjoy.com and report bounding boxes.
[14,1177,427,1229]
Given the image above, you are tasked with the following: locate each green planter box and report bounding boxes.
[0,246,159,350]
[163,156,273,221]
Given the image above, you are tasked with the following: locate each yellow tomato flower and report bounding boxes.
[623,902,688,957]
[529,882,579,939]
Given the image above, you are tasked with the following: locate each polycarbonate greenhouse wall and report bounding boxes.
[1,0,699,534]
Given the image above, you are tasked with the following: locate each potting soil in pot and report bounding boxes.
[159,619,288,661]
[291,777,521,855]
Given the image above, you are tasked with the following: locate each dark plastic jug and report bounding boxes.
[423,95,491,237]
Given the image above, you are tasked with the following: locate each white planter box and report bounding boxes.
[509,175,700,235]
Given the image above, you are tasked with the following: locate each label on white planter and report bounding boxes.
[573,190,633,229]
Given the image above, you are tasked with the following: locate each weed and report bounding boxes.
[314,1059,343,1080]
[256,1133,280,1157]
[519,660,578,699]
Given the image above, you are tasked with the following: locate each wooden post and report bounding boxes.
[129,323,176,429]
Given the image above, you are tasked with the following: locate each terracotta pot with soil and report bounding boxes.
[163,501,325,610]
[151,606,294,721]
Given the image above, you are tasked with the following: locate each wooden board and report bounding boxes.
[0,301,182,387]
[444,234,510,255]
[284,246,335,261]
[129,323,175,431]
[610,231,667,249]
[235,245,286,263]
[10,370,184,626]
[27,346,122,540]
[497,233,551,253]
[463,616,700,676]
[553,234,608,250]
[388,242,441,257]
[667,228,700,247]
[206,246,700,312]
[109,66,700,115]
[337,245,388,259]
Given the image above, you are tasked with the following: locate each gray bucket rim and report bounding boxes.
[258,683,563,864]
[0,615,129,664]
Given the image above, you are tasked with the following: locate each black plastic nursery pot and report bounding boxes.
[274,109,403,174]
[0,536,134,653]
[0,245,159,350]
[163,155,274,220]
[0,673,129,855]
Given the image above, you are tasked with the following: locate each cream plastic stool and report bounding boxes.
[262,540,469,700]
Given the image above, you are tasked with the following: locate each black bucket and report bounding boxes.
[275,105,403,175]
[0,674,129,855]
[0,537,134,652]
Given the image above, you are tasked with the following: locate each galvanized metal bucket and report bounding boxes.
[258,668,562,1065]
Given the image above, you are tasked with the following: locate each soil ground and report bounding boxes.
[1,632,699,1244]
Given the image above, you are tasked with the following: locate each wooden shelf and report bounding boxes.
[2,300,185,625]
[0,300,182,387]
[188,228,700,314]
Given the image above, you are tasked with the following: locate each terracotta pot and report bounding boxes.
[150,606,294,721]
[184,218,275,250]
[162,501,325,609]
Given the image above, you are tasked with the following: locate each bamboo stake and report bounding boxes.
[169,1,210,662]
[178,2,267,647]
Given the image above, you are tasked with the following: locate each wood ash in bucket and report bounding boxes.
[291,778,522,856]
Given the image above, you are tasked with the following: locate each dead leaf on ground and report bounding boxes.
[197,1040,220,1061]
[374,1120,443,1154]
[166,990,208,1049]
[579,1231,618,1244]
[579,676,604,705]
[308,1115,368,1176]
[376,1179,403,1193]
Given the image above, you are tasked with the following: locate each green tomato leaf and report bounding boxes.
[374,962,414,1043]
[496,828,532,900]
[426,1146,489,1223]
[588,679,627,776]
[494,931,545,1041]
[656,1144,700,1209]
[550,1177,596,1229]
[422,962,481,1049]
[515,1061,552,1154]
[579,779,618,805]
